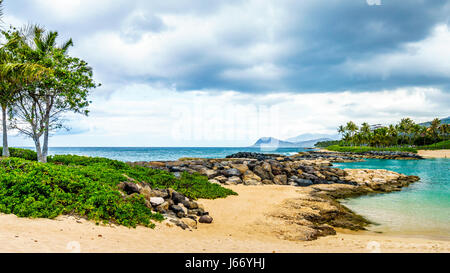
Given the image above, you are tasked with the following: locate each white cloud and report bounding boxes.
[342,24,450,79]
[9,85,448,147]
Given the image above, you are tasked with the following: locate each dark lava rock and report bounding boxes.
[118,182,140,195]
[199,215,213,224]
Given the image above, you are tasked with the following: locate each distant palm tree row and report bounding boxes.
[337,118,449,147]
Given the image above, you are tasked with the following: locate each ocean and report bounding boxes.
[42,147,307,162]
[334,158,450,240]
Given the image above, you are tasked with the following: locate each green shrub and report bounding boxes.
[0,147,37,161]
[326,145,418,153]
[48,154,128,169]
[48,154,237,200]
[0,158,163,227]
[0,154,236,227]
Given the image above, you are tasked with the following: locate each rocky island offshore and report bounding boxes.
[128,150,421,240]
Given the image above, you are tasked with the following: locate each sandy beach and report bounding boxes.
[1,185,448,253]
[418,150,450,159]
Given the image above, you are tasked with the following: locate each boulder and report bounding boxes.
[214,175,228,183]
[223,168,241,177]
[253,165,272,180]
[181,218,197,229]
[156,201,169,213]
[295,179,313,187]
[243,170,262,185]
[118,181,140,195]
[230,163,249,174]
[149,197,165,207]
[172,191,187,204]
[227,176,242,184]
[199,215,213,224]
[273,175,288,185]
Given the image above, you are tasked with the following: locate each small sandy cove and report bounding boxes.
[418,150,450,159]
[1,185,448,253]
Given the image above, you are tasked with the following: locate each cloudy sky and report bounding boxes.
[3,0,450,147]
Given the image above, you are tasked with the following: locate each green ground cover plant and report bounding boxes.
[0,153,237,228]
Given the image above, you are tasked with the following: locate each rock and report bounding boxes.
[208,179,221,185]
[149,197,165,206]
[214,175,228,183]
[223,168,241,177]
[199,215,213,224]
[295,179,313,187]
[142,188,169,199]
[170,219,189,230]
[156,201,169,213]
[181,218,197,229]
[253,165,272,180]
[273,175,288,185]
[261,179,273,185]
[227,176,242,184]
[118,181,140,195]
[198,168,218,178]
[172,191,187,204]
[243,170,261,183]
[230,163,249,174]
[170,204,185,217]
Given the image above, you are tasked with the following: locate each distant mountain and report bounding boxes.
[419,116,450,127]
[251,137,299,148]
[285,133,340,143]
[251,137,334,148]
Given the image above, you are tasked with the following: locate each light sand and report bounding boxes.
[418,150,450,159]
[0,185,448,253]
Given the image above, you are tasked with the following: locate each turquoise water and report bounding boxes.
[39,147,307,162]
[334,159,450,239]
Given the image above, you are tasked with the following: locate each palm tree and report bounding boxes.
[7,25,75,162]
[387,124,398,146]
[429,118,441,146]
[345,121,358,146]
[360,122,371,146]
[0,26,53,157]
[438,123,449,141]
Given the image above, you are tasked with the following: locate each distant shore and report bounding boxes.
[417,150,450,159]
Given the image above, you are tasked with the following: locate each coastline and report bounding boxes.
[1,185,448,253]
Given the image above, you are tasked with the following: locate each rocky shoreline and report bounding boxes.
[126,151,420,239]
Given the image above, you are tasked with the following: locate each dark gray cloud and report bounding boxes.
[3,0,450,93]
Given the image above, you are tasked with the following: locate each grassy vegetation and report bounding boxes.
[0,150,237,228]
[417,140,450,150]
[0,147,37,161]
[325,145,418,153]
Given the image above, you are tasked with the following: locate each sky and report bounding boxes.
[2,0,450,147]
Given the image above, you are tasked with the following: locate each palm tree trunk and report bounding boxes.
[2,105,9,157]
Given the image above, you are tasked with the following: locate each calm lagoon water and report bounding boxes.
[334,158,450,240]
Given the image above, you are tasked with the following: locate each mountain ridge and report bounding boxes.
[251,136,335,148]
